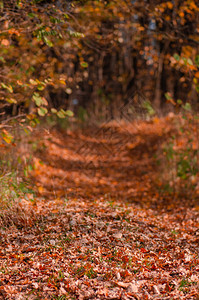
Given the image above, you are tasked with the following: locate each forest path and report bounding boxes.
[0,118,198,300]
[33,118,171,209]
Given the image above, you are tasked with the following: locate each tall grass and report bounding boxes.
[0,131,36,228]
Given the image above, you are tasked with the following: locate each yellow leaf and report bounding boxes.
[59,80,66,85]
[1,130,13,144]
[6,98,17,104]
[38,186,44,194]
[29,79,38,85]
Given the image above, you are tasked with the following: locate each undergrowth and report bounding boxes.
[0,132,36,228]
[159,105,199,197]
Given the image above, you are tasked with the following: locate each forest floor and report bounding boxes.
[0,117,198,300]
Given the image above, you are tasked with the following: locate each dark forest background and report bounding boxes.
[0,0,198,125]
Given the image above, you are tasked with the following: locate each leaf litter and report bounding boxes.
[0,117,198,299]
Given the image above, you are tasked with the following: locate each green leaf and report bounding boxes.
[64,13,69,19]
[37,84,45,91]
[43,36,53,47]
[33,93,43,106]
[57,110,66,118]
[177,99,182,105]
[164,92,172,100]
[29,79,38,85]
[80,62,88,68]
[0,56,5,63]
[182,102,191,111]
[16,0,22,9]
[51,108,57,113]
[50,16,62,24]
[142,100,155,116]
[0,1,4,10]
[33,93,48,106]
[65,110,74,117]
[195,55,199,67]
[37,107,48,116]
[183,57,187,65]
[187,58,193,66]
[69,31,85,38]
[6,98,17,104]
[28,12,37,18]
[1,83,13,93]
[173,53,180,61]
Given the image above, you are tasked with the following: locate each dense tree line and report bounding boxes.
[0,0,198,124]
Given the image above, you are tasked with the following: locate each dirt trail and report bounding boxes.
[0,118,198,299]
[33,119,171,208]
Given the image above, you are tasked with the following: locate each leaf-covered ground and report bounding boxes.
[0,118,198,299]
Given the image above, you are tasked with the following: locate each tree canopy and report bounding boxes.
[0,0,198,130]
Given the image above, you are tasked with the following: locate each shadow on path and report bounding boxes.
[31,118,187,210]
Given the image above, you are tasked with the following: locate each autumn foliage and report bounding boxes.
[0,1,199,299]
[0,0,198,126]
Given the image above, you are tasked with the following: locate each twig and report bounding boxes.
[1,114,26,124]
